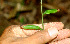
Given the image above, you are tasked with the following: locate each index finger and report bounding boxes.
[0,22,64,40]
[21,22,64,36]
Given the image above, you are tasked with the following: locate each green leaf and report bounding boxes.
[20,17,24,24]
[16,12,20,18]
[23,25,43,30]
[21,0,25,5]
[43,9,58,15]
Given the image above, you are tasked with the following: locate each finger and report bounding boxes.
[0,25,27,40]
[22,22,64,36]
[1,22,64,39]
[49,38,70,44]
[23,27,58,44]
[52,29,70,41]
[44,22,64,30]
[0,25,39,40]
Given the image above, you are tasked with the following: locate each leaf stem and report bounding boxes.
[42,13,44,30]
[41,0,44,30]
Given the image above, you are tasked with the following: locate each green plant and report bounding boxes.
[22,0,59,30]
[21,0,25,5]
[20,17,24,24]
[23,25,43,30]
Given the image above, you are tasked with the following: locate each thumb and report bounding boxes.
[26,27,58,44]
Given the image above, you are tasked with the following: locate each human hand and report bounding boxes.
[0,22,70,44]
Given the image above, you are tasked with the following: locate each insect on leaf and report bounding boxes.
[43,9,58,15]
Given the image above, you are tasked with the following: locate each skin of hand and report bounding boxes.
[0,22,70,44]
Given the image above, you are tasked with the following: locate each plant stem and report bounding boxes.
[41,0,42,13]
[42,13,44,30]
[41,0,44,30]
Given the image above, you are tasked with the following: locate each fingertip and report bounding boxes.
[48,27,59,39]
